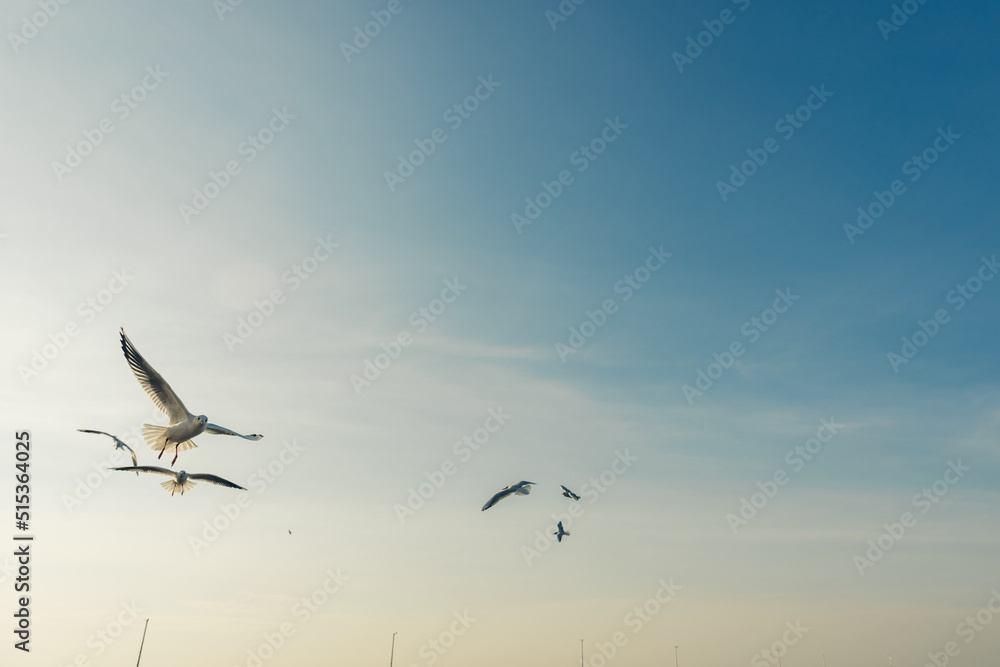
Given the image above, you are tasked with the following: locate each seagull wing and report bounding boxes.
[513,481,535,495]
[112,466,176,478]
[120,329,192,424]
[78,428,128,448]
[481,486,514,511]
[81,431,139,472]
[188,473,247,490]
[205,423,263,440]
[78,428,115,439]
[123,443,138,468]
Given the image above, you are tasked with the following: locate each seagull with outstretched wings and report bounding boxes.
[111,466,246,496]
[560,485,580,501]
[553,521,570,542]
[481,480,536,511]
[77,429,139,472]
[119,328,262,466]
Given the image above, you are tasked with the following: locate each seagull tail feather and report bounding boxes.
[174,440,198,453]
[160,479,197,495]
[142,424,170,451]
[141,425,198,454]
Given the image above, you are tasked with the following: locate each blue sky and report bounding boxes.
[2,0,1000,666]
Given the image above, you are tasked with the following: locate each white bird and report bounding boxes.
[560,485,580,500]
[111,466,246,496]
[77,429,138,473]
[120,329,262,466]
[553,520,570,542]
[481,480,536,511]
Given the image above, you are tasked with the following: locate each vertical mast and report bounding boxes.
[135,619,150,667]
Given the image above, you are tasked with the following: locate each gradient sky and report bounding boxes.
[3,1,1000,666]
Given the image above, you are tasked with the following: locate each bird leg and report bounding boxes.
[157,447,165,460]
[171,444,179,466]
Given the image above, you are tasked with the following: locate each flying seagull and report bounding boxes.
[553,520,570,542]
[111,466,246,496]
[119,329,262,466]
[560,485,580,500]
[481,480,536,511]
[77,429,138,473]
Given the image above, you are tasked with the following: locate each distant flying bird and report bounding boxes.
[120,329,262,466]
[77,429,138,472]
[553,521,570,542]
[481,481,536,511]
[560,485,580,500]
[111,466,246,496]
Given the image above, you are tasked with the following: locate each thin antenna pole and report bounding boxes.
[580,639,584,667]
[674,645,679,667]
[390,632,397,667]
[823,652,827,667]
[135,619,149,667]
